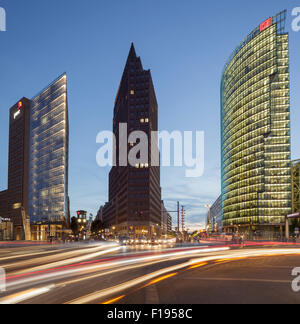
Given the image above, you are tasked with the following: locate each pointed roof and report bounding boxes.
[124,43,138,70]
[128,42,137,59]
[121,43,143,80]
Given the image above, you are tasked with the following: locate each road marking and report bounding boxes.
[145,283,160,304]
[143,273,178,304]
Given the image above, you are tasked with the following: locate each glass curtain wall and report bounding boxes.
[28,74,69,225]
[221,11,291,235]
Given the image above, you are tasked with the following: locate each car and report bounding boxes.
[119,236,130,245]
[135,237,147,245]
[150,238,159,245]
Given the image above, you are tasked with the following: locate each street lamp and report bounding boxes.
[205,205,211,235]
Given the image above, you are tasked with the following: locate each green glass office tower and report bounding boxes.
[221,11,291,239]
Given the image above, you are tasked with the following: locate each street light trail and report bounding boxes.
[102,295,126,305]
[0,248,74,262]
[5,244,120,274]
[0,243,112,262]
[4,246,224,281]
[143,272,178,287]
[0,285,55,305]
[66,248,300,304]
[66,260,195,304]
[3,247,230,292]
[1,246,299,304]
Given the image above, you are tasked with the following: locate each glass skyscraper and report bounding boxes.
[221,11,291,238]
[28,74,69,236]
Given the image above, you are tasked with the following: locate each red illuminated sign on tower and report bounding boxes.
[14,102,23,119]
[260,17,273,32]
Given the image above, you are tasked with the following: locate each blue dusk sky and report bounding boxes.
[0,0,299,230]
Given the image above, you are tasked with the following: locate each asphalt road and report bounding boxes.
[119,254,300,304]
[0,242,299,304]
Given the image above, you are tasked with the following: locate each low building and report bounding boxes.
[95,206,104,222]
[76,210,88,239]
[0,217,13,241]
[102,202,115,232]
[209,196,222,233]
[76,210,87,224]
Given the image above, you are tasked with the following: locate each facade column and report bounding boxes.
[285,217,289,241]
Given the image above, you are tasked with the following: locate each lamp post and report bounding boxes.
[205,205,211,236]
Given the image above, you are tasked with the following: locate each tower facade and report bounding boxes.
[28,74,69,240]
[7,98,31,239]
[103,44,162,237]
[221,11,291,238]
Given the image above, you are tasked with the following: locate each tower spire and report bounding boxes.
[125,43,137,69]
[128,42,137,58]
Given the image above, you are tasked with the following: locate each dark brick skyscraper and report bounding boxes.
[7,98,31,240]
[103,44,162,237]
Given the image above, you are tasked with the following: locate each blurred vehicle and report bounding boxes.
[119,236,130,245]
[150,238,156,245]
[135,237,147,245]
[151,238,160,245]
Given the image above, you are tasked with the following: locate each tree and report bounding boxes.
[70,217,79,236]
[91,219,104,234]
[168,230,177,238]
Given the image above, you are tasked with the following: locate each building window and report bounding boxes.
[12,203,21,210]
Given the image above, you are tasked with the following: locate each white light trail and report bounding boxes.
[67,248,300,304]
[7,244,120,274]
[5,247,229,291]
[0,285,55,305]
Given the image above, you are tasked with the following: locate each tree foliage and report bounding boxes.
[91,219,104,234]
[70,217,79,236]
